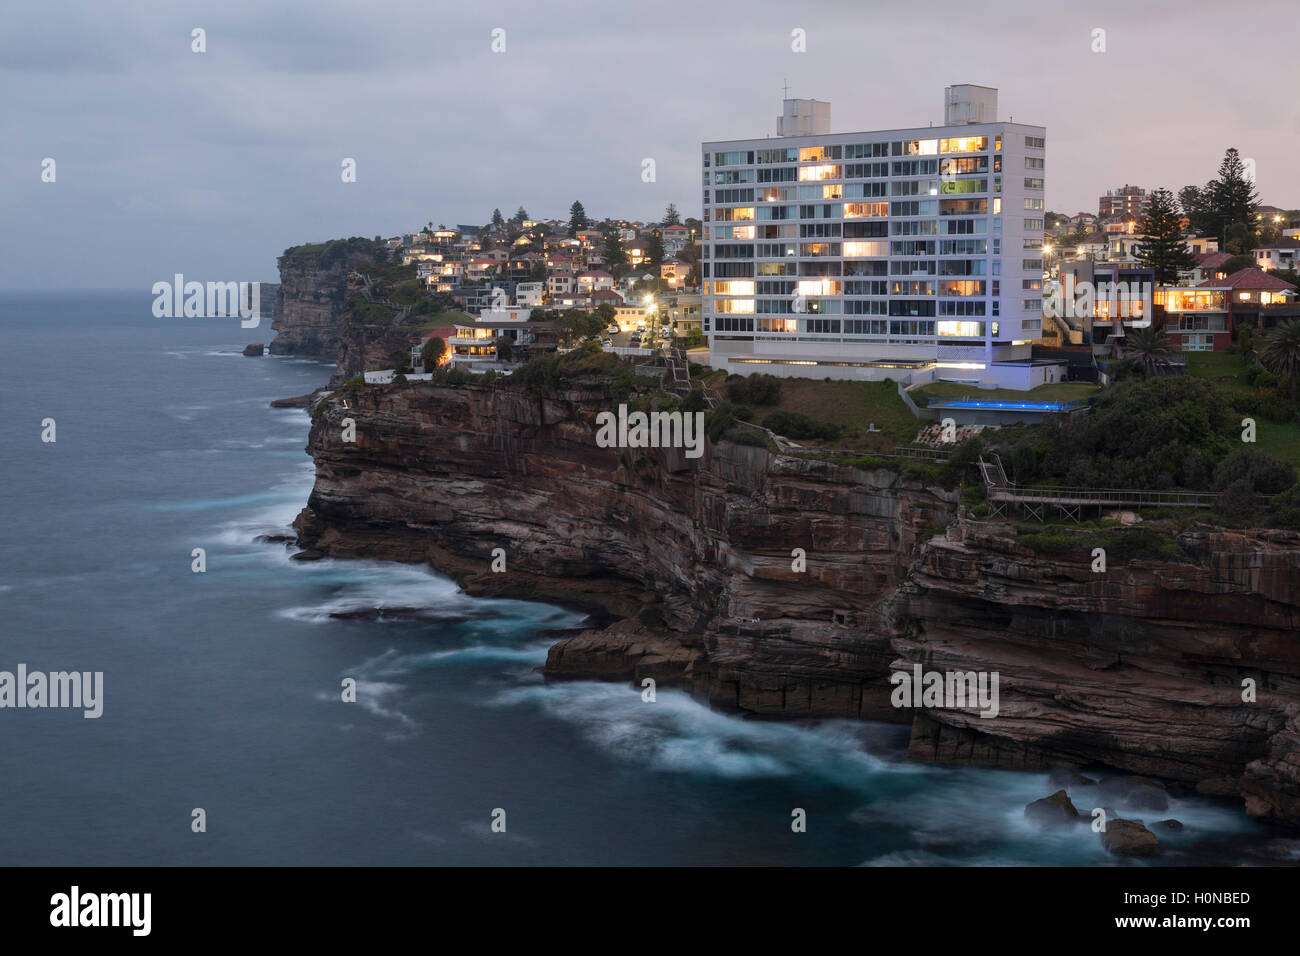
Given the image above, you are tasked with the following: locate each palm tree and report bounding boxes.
[1260,318,1300,405]
[1122,326,1177,377]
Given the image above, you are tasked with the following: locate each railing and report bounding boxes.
[976,453,1262,509]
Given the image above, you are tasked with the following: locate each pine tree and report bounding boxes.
[1205,148,1259,245]
[491,208,504,230]
[514,206,529,224]
[567,201,588,236]
[646,229,665,268]
[1134,188,1195,284]
[602,229,627,272]
[662,203,680,226]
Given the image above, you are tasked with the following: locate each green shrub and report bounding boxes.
[762,409,842,441]
[726,373,782,406]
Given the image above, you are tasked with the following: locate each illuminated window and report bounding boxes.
[714,280,755,296]
[798,164,841,181]
[939,136,988,153]
[937,320,985,337]
[844,241,888,257]
[798,279,841,296]
[843,202,888,218]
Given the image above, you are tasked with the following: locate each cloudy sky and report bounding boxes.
[2,0,1296,289]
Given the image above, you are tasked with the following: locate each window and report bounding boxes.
[1024,178,1044,190]
[1025,136,1045,149]
[939,136,988,153]
[1025,198,1043,210]
[798,164,841,181]
[1025,157,1044,169]
[1024,218,1044,230]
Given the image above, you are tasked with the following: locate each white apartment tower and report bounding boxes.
[702,86,1047,387]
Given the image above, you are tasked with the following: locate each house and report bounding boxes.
[576,269,614,293]
[1155,287,1231,352]
[1202,269,1297,335]
[662,224,690,255]
[410,327,457,369]
[506,254,542,283]
[623,238,649,267]
[1073,231,1108,261]
[546,271,575,296]
[660,258,691,288]
[515,282,544,307]
[589,289,624,309]
[1191,252,1233,285]
[1254,239,1300,273]
[449,309,560,367]
[1187,236,1220,255]
[465,257,498,281]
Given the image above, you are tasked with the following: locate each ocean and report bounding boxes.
[0,291,1278,865]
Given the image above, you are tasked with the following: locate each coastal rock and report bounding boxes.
[242,343,265,356]
[1099,777,1170,812]
[271,249,381,360]
[270,393,318,409]
[1100,819,1161,857]
[1024,789,1080,827]
[293,377,1300,820]
[1154,819,1184,831]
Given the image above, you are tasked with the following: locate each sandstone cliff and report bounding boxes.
[270,243,384,360]
[294,377,1300,821]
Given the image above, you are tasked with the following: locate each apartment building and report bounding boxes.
[701,85,1049,388]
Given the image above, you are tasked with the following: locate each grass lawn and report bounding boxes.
[912,381,1101,404]
[722,377,919,451]
[1187,351,1300,468]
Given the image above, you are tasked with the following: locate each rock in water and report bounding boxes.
[242,343,265,356]
[1025,789,1080,827]
[1100,819,1161,857]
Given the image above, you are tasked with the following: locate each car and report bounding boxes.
[601,338,613,349]
[607,324,619,335]
[659,328,672,339]
[630,335,641,345]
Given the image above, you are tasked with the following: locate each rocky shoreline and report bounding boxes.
[290,376,1300,823]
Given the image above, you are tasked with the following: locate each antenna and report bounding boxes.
[782,78,790,99]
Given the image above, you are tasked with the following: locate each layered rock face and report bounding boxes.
[296,379,955,721]
[888,525,1300,819]
[270,251,380,360]
[295,378,1300,820]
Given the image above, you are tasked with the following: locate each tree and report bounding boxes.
[568,201,588,236]
[514,206,529,224]
[1260,318,1300,405]
[494,337,515,363]
[662,203,681,226]
[1204,148,1259,246]
[1122,326,1177,378]
[420,336,448,371]
[491,208,505,231]
[646,229,665,269]
[602,229,628,272]
[1134,188,1194,283]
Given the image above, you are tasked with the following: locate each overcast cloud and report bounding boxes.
[2,0,1296,288]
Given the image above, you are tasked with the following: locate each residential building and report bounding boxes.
[1255,239,1300,273]
[660,258,691,288]
[547,271,575,296]
[1098,185,1149,221]
[515,282,544,307]
[662,224,690,255]
[576,269,614,293]
[702,86,1049,386]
